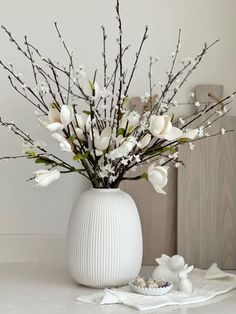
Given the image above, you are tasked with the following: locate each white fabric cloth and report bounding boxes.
[76,266,236,311]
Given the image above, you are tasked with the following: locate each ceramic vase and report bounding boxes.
[67,188,143,288]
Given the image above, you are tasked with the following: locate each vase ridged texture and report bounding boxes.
[67,188,143,288]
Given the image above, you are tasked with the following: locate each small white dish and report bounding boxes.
[129,282,173,296]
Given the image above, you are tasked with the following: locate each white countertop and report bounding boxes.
[0,263,236,314]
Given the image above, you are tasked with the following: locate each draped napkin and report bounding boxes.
[76,264,236,311]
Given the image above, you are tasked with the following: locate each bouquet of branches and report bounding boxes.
[0,0,234,193]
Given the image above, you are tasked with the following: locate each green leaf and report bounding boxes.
[25,150,38,159]
[68,135,76,143]
[50,102,58,109]
[171,113,175,122]
[141,172,148,180]
[88,80,94,91]
[177,138,190,144]
[73,151,89,161]
[128,126,134,133]
[145,145,177,156]
[35,157,54,166]
[83,110,91,115]
[118,128,125,136]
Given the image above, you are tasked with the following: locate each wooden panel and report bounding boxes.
[121,97,177,265]
[195,84,224,105]
[178,116,236,269]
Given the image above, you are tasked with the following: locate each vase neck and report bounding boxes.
[90,188,121,192]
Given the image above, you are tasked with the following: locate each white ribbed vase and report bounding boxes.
[67,188,143,288]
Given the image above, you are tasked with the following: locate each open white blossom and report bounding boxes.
[39,105,73,133]
[94,127,112,151]
[76,114,91,132]
[149,115,182,141]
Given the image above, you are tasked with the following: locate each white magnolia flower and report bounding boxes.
[137,133,151,149]
[148,164,168,194]
[120,111,140,132]
[52,132,72,152]
[109,136,137,160]
[76,113,91,132]
[149,115,182,141]
[74,114,91,141]
[75,128,86,141]
[39,105,73,132]
[195,101,201,107]
[94,127,112,151]
[60,105,73,126]
[34,169,60,187]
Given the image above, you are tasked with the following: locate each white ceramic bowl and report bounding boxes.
[129,282,173,296]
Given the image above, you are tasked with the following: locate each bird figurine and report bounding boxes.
[152,254,186,287]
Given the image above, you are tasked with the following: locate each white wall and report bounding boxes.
[0,0,235,238]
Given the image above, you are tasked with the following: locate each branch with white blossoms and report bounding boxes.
[0,0,234,193]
